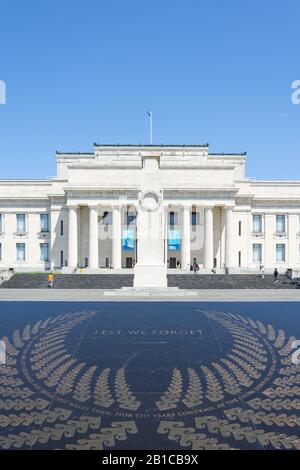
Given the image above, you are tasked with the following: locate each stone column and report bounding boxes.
[181,205,191,270]
[225,207,234,268]
[164,205,169,265]
[68,205,78,268]
[112,206,122,269]
[204,207,214,269]
[89,205,99,269]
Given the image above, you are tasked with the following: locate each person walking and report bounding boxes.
[259,263,265,279]
[47,272,54,288]
[274,268,279,282]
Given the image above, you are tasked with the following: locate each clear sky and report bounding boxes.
[0,0,299,180]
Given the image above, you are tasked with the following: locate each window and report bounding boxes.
[40,243,49,262]
[169,211,177,226]
[40,214,49,232]
[238,221,242,236]
[192,211,198,226]
[16,214,26,233]
[252,244,262,262]
[238,251,241,267]
[102,211,112,225]
[0,214,3,234]
[276,215,286,234]
[0,243,2,261]
[126,212,136,225]
[60,250,64,268]
[60,220,64,236]
[253,215,262,233]
[276,244,286,262]
[16,243,26,261]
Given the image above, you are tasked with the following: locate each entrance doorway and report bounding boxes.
[126,257,133,268]
[169,257,177,269]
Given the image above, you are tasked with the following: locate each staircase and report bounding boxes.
[0,274,134,289]
[0,273,298,289]
[167,274,298,289]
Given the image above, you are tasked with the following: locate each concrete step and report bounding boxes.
[167,274,298,289]
[1,273,298,290]
[0,273,134,289]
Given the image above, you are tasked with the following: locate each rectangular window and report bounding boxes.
[16,243,26,261]
[40,214,49,232]
[252,215,262,233]
[169,211,177,226]
[252,243,262,262]
[0,242,2,261]
[16,214,26,233]
[40,243,49,262]
[0,214,3,233]
[238,251,241,267]
[102,211,112,225]
[192,211,198,226]
[276,215,286,234]
[238,221,242,236]
[126,212,136,225]
[60,250,64,267]
[276,244,286,262]
[60,220,64,236]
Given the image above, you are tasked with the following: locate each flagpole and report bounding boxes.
[146,110,153,144]
[150,112,153,144]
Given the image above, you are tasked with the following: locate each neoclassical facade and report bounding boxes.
[0,144,300,276]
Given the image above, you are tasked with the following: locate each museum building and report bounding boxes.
[0,144,300,275]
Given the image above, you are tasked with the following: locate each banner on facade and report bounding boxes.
[122,229,135,251]
[168,229,181,251]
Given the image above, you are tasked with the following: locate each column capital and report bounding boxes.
[111,204,122,211]
[88,204,99,211]
[67,203,78,210]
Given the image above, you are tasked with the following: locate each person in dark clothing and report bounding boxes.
[274,268,279,282]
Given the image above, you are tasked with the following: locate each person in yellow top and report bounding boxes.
[47,273,54,288]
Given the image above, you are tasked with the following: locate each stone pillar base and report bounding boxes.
[134,264,167,288]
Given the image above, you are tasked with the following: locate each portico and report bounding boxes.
[65,199,236,274]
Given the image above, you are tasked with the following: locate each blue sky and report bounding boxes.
[0,0,299,179]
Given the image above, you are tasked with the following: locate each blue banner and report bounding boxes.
[168,229,181,251]
[122,229,135,251]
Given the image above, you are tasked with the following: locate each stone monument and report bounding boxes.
[133,155,167,288]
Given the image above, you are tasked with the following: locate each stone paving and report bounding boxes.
[0,301,300,450]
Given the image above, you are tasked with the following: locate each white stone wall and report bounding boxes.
[0,145,300,272]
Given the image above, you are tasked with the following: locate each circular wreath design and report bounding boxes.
[1,309,299,450]
[138,191,161,212]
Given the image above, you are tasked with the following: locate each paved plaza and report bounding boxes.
[0,301,300,450]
